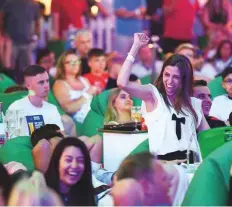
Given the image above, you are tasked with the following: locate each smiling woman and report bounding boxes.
[45,137,96,206]
[117,33,210,163]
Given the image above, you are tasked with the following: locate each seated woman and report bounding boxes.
[104,88,134,125]
[53,51,98,123]
[117,33,210,163]
[45,137,96,206]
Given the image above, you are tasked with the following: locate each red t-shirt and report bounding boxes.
[51,0,87,36]
[163,0,199,40]
[83,72,109,92]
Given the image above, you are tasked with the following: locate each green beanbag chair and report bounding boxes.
[182,140,232,206]
[129,139,149,155]
[208,76,226,100]
[0,73,17,93]
[81,88,142,137]
[47,91,65,115]
[0,136,34,171]
[198,126,232,159]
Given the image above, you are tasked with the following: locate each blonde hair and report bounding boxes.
[175,43,196,54]
[104,88,121,124]
[55,51,81,80]
[8,171,63,206]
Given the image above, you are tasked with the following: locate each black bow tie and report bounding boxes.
[172,114,186,140]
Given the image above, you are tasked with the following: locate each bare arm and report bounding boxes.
[53,80,87,114]
[117,33,158,112]
[32,139,51,173]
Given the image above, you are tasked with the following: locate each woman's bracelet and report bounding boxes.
[126,53,135,63]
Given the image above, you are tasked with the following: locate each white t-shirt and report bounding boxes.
[142,84,202,155]
[209,94,232,121]
[8,96,64,137]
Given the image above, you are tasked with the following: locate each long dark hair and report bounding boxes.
[45,137,96,206]
[155,54,197,123]
[215,39,232,59]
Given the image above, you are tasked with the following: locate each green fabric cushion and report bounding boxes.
[198,126,232,159]
[47,91,65,115]
[81,110,104,137]
[129,139,149,155]
[0,73,17,93]
[0,136,34,171]
[91,90,111,117]
[182,141,232,206]
[140,75,158,85]
[140,75,152,85]
[208,76,226,99]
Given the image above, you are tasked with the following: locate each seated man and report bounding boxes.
[193,80,226,128]
[113,152,187,206]
[4,75,76,137]
[210,67,232,123]
[7,65,72,137]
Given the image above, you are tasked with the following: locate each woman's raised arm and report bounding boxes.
[117,33,157,107]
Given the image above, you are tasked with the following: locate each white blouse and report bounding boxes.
[142,84,203,155]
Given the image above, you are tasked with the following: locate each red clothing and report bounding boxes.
[163,0,199,40]
[83,72,109,92]
[51,0,87,37]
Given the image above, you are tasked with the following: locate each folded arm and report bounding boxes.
[53,80,87,114]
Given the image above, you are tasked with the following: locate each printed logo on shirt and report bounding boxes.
[26,115,45,135]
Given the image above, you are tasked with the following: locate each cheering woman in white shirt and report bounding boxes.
[117,33,210,162]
